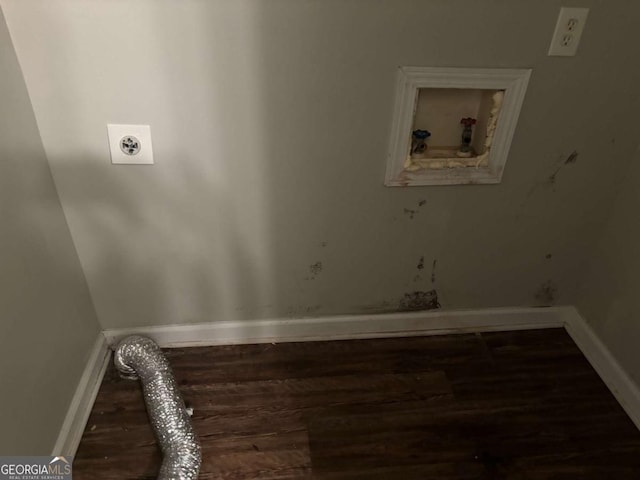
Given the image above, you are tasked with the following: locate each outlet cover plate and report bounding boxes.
[107,124,154,164]
[548,7,589,57]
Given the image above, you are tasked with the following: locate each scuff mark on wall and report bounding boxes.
[565,150,579,164]
[549,150,579,184]
[399,290,440,311]
[535,280,557,305]
[418,199,427,207]
[521,150,580,206]
[431,259,437,283]
[417,256,425,270]
[545,253,552,260]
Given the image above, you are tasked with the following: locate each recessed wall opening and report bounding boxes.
[406,87,504,172]
[385,67,531,186]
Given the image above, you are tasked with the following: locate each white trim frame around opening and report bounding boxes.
[385,67,531,186]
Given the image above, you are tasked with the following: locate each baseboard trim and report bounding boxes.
[103,306,565,348]
[59,306,640,456]
[562,306,640,430]
[51,333,111,456]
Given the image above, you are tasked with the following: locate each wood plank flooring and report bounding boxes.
[74,329,640,479]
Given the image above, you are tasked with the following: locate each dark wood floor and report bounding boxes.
[74,329,640,479]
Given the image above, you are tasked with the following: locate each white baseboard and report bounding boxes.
[58,306,640,458]
[51,333,111,456]
[562,306,640,430]
[103,306,565,348]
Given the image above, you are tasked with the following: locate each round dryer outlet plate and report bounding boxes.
[120,135,141,155]
[107,124,154,164]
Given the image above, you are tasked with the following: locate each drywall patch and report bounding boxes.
[535,280,557,305]
[399,290,440,312]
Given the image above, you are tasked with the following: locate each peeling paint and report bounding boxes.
[535,280,557,305]
[399,290,440,312]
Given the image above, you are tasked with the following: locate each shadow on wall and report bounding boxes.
[0,143,100,454]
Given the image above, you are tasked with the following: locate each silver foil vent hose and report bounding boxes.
[114,335,201,480]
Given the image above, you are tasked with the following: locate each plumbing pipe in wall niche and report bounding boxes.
[114,335,201,480]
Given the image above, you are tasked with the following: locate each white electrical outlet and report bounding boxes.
[107,124,154,164]
[548,7,589,56]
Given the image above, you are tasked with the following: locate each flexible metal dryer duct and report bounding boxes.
[114,335,201,480]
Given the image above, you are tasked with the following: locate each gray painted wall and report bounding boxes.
[2,0,640,330]
[0,8,100,454]
[577,146,640,384]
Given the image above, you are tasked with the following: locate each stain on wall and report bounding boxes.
[535,280,557,305]
[306,261,323,280]
[399,290,440,312]
[403,208,418,220]
[5,1,640,328]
